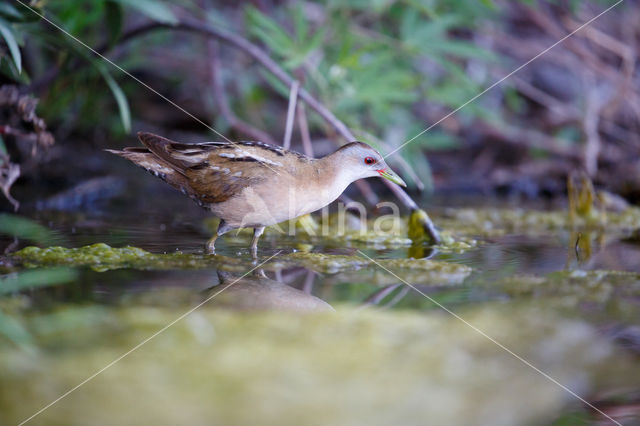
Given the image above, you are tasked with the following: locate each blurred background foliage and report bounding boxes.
[0,0,636,208]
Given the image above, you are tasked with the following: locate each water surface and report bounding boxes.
[2,189,639,425]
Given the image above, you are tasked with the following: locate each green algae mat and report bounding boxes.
[9,243,473,285]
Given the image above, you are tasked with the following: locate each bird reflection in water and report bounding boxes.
[203,270,334,312]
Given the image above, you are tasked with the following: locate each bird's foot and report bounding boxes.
[205,235,218,255]
[249,226,265,260]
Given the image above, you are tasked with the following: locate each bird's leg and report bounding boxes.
[206,219,231,254]
[250,226,265,258]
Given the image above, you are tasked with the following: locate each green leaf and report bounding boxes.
[258,68,290,98]
[85,51,131,133]
[99,68,131,133]
[0,134,7,155]
[435,40,499,61]
[480,0,496,9]
[292,5,307,43]
[52,35,131,132]
[0,17,21,73]
[420,132,460,151]
[283,34,326,68]
[0,214,58,245]
[0,55,28,83]
[0,3,23,21]
[401,14,460,47]
[246,6,294,55]
[112,0,177,25]
[0,309,34,351]
[105,1,124,47]
[246,6,324,70]
[0,268,78,295]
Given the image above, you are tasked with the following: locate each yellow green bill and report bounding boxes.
[378,168,407,187]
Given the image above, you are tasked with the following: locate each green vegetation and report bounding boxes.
[0,267,77,295]
[9,242,471,283]
[438,206,640,237]
[1,0,500,145]
[496,269,640,322]
[3,0,623,197]
[0,213,59,245]
[11,243,245,272]
[0,305,637,425]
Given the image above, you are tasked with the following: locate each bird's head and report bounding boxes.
[333,142,407,187]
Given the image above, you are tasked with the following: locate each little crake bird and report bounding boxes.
[107,132,406,255]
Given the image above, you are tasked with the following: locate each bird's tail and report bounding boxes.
[105,147,191,193]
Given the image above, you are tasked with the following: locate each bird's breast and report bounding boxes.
[213,172,345,228]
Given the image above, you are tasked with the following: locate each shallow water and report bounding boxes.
[5,201,638,309]
[1,189,640,425]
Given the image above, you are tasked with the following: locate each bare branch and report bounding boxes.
[0,155,20,211]
[208,41,277,144]
[302,270,315,294]
[282,80,299,149]
[583,79,606,176]
[296,103,313,157]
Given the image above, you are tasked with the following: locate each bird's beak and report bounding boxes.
[377,167,407,187]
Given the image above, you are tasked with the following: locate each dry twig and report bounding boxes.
[282,80,299,149]
[208,41,276,144]
[0,85,55,210]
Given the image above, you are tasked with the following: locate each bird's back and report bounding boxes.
[107,132,308,209]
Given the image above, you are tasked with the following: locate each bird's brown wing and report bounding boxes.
[110,132,287,204]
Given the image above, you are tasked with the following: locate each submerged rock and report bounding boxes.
[0,305,636,425]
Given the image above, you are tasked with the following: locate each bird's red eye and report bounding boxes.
[364,157,376,165]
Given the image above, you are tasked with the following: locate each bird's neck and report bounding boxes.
[274,150,356,218]
[313,150,357,200]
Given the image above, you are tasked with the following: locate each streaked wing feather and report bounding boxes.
[133,132,288,204]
